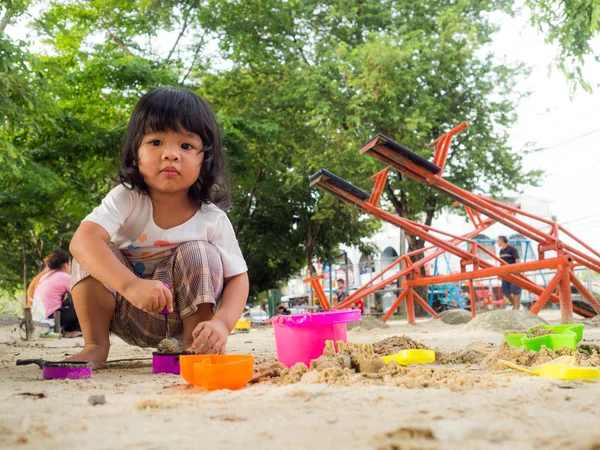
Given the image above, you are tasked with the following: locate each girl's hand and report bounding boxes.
[190,319,229,354]
[122,279,173,313]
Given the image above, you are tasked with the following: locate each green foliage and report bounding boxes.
[0,0,543,300]
[526,0,600,92]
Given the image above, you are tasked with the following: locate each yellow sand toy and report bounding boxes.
[499,356,600,381]
[233,317,251,333]
[381,349,436,366]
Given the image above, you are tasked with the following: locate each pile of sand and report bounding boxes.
[504,325,555,338]
[258,338,502,391]
[466,310,547,332]
[371,335,430,355]
[347,316,389,331]
[439,309,472,325]
[250,334,600,390]
[480,342,600,371]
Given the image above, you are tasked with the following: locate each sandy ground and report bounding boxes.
[1,311,600,450]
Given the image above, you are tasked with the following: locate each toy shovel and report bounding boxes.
[381,349,436,366]
[499,356,600,381]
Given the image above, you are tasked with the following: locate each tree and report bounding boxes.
[1,0,545,303]
[195,0,540,271]
[0,32,66,296]
[526,0,600,91]
[1,0,379,297]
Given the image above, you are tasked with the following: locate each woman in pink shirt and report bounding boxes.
[33,249,81,338]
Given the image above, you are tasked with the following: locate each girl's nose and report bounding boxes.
[161,145,180,161]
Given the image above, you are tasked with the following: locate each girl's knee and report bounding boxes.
[174,241,222,271]
[175,240,218,254]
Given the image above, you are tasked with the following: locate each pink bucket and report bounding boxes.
[272,309,361,368]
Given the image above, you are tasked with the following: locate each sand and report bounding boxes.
[2,310,600,449]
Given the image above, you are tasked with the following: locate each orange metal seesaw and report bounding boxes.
[307,169,591,324]
[359,123,600,324]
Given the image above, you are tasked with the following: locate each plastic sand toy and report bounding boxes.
[234,317,251,332]
[499,356,600,381]
[381,349,436,366]
[272,309,361,367]
[180,354,254,390]
[503,324,584,352]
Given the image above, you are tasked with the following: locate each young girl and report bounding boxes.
[67,87,249,368]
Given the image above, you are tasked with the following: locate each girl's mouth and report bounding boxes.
[160,166,179,177]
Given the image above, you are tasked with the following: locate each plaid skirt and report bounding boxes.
[71,241,224,347]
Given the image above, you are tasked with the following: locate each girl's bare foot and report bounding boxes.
[64,344,110,369]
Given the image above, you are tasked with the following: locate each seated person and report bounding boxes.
[276,304,291,315]
[32,249,81,338]
[27,257,49,307]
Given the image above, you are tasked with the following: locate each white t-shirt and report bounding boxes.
[83,185,247,277]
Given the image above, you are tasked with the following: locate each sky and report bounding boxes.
[488,10,600,249]
[6,4,600,249]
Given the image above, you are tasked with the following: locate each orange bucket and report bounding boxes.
[179,354,254,391]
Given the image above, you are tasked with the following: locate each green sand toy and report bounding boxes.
[503,324,584,352]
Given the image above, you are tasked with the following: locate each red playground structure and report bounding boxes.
[308,123,600,324]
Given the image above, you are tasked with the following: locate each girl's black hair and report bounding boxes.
[118,87,230,209]
[47,249,70,271]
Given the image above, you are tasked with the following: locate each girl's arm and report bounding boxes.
[70,222,173,312]
[191,272,249,354]
[215,273,250,330]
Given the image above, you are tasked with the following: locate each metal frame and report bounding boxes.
[308,169,584,323]
[358,123,600,324]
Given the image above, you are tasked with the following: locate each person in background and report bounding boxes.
[276,303,290,315]
[334,279,347,304]
[335,278,364,313]
[27,257,50,307]
[497,236,522,310]
[33,249,82,337]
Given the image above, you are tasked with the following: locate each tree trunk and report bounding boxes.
[235,169,264,236]
[385,182,439,317]
[0,11,15,33]
[23,307,34,340]
[22,243,27,306]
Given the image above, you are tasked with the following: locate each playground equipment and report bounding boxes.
[308,169,499,323]
[428,237,549,310]
[308,123,600,324]
[359,123,600,323]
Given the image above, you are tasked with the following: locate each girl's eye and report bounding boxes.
[149,140,161,146]
[181,143,193,150]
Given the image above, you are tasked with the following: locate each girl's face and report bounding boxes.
[137,129,205,197]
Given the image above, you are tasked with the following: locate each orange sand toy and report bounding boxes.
[179,354,254,391]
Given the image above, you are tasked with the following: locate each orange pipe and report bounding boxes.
[382,289,408,322]
[468,280,476,318]
[530,271,562,314]
[428,122,469,148]
[303,275,331,310]
[412,291,440,319]
[406,289,416,325]
[336,219,495,309]
[558,264,573,324]
[405,257,569,288]
[368,168,389,208]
